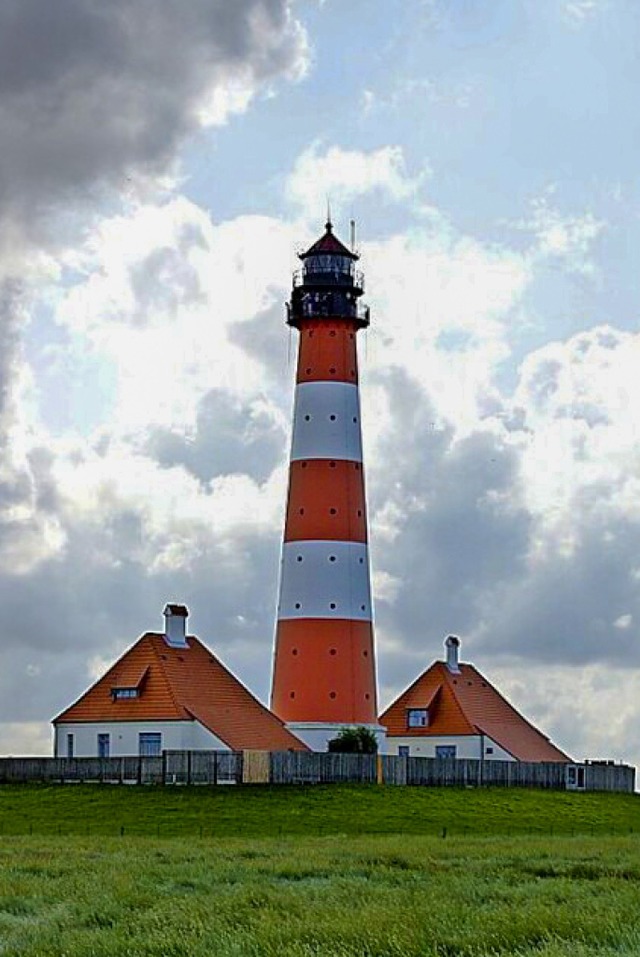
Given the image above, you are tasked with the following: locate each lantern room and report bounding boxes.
[287,220,370,329]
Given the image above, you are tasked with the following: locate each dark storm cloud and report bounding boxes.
[0,0,306,737]
[369,368,532,687]
[129,234,207,325]
[0,504,281,720]
[476,510,640,667]
[146,387,287,484]
[0,0,305,241]
[0,282,35,518]
[371,366,640,697]
[229,300,293,386]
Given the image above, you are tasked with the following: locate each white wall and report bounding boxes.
[385,734,515,761]
[54,720,227,757]
[287,721,387,752]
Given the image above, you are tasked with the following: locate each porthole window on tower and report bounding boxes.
[297,556,303,562]
[329,555,336,562]
[304,414,311,421]
[330,330,336,337]
[330,367,336,374]
[330,414,336,421]
[329,461,336,468]
[329,691,337,699]
[329,508,337,515]
[329,648,337,656]
[330,602,336,609]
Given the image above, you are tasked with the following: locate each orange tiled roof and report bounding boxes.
[380,660,571,762]
[53,633,308,752]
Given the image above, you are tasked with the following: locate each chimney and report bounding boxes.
[163,604,189,648]
[445,635,461,674]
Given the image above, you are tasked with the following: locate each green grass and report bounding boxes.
[1,834,640,955]
[0,783,638,837]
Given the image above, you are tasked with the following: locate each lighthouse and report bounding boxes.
[270,220,385,751]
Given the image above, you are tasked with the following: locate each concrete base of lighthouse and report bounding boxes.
[286,722,387,753]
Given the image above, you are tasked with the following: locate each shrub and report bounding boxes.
[327,726,378,754]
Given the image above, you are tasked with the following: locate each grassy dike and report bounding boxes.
[1,833,640,955]
[0,783,638,837]
[1,786,638,955]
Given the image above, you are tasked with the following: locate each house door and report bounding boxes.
[97,734,110,758]
[566,765,586,790]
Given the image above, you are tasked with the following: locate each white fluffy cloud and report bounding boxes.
[287,143,429,219]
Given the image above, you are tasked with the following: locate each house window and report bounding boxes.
[139,733,162,757]
[398,746,410,758]
[97,733,110,758]
[112,687,139,699]
[407,709,428,728]
[435,745,456,760]
[66,733,74,759]
[485,747,494,755]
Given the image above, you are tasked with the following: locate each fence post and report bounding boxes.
[162,750,167,785]
[187,750,192,786]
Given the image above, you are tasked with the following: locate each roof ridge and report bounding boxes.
[379,660,442,719]
[463,664,570,758]
[186,637,290,728]
[148,634,186,718]
[437,663,476,733]
[52,634,147,723]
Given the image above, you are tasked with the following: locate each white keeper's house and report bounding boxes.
[380,636,570,762]
[53,604,307,758]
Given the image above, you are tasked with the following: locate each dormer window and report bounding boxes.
[407,708,429,728]
[112,687,139,700]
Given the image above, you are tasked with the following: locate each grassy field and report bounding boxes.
[0,833,639,956]
[1,786,638,955]
[0,783,638,837]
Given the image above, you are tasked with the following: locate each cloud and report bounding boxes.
[0,0,308,250]
[517,192,604,275]
[286,144,429,218]
[562,0,609,25]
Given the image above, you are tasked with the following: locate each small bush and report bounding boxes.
[327,726,378,754]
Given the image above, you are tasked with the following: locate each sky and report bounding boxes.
[0,0,639,768]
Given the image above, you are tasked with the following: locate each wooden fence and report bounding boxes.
[0,752,634,792]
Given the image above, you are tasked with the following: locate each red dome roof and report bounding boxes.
[299,221,358,260]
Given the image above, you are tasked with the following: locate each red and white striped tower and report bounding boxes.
[270,220,385,751]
